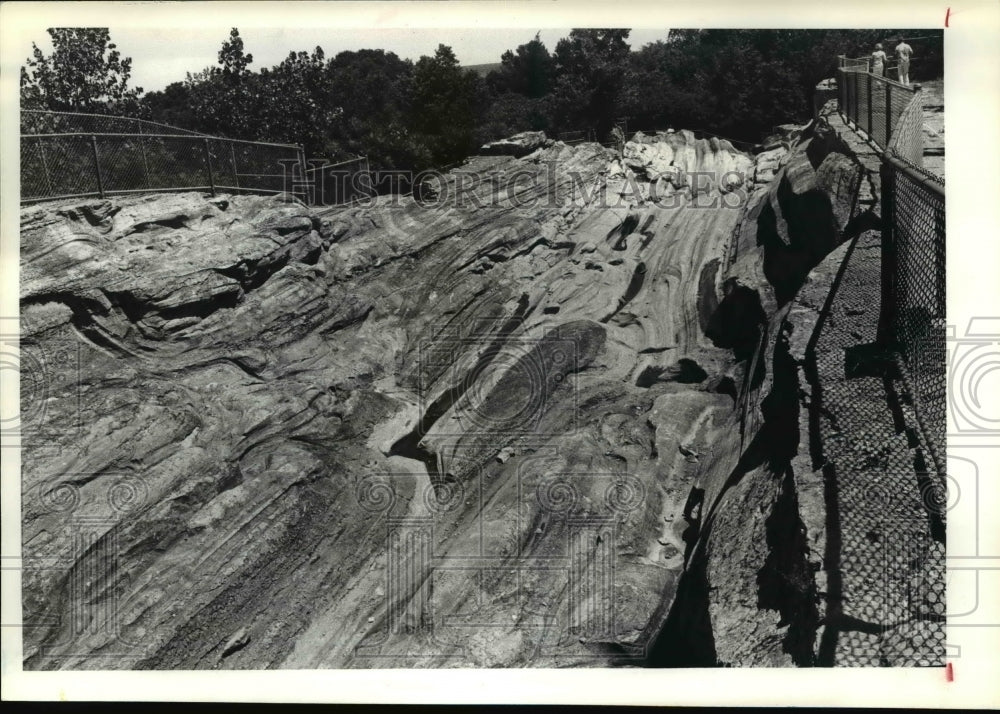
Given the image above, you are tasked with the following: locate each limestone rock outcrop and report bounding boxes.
[622,130,754,194]
[20,126,852,669]
[479,130,552,157]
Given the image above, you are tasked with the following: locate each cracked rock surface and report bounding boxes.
[22,128,878,669]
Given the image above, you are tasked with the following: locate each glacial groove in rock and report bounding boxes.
[21,126,866,669]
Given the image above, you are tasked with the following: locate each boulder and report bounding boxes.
[620,131,753,195]
[479,130,551,157]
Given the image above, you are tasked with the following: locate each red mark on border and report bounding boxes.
[945,7,951,27]
[946,662,954,681]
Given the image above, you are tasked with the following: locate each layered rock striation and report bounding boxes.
[20,125,869,668]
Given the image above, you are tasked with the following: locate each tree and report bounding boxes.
[20,28,144,114]
[474,92,551,145]
[326,49,424,169]
[489,33,554,99]
[411,45,486,165]
[141,81,197,129]
[255,47,340,155]
[218,27,254,80]
[551,29,631,137]
[186,28,258,138]
[620,29,945,143]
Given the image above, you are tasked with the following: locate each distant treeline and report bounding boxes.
[22,28,943,174]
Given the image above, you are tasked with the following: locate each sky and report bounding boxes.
[23,27,672,94]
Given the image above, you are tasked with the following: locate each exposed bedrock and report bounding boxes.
[480,130,554,157]
[21,125,869,668]
[650,120,882,667]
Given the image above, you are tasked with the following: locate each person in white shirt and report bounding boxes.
[871,43,887,77]
[894,39,913,86]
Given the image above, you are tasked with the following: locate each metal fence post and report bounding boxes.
[841,71,847,121]
[230,143,240,190]
[885,82,893,145]
[91,135,105,198]
[203,138,216,196]
[844,73,850,124]
[298,147,308,204]
[867,74,874,138]
[37,136,55,197]
[137,123,151,189]
[853,72,858,125]
[837,69,843,117]
[878,160,896,347]
[847,72,854,126]
[840,69,851,119]
[365,156,372,204]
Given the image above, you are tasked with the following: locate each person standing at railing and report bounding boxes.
[894,38,913,86]
[871,43,887,77]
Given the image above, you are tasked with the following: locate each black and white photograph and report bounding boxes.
[2,0,998,706]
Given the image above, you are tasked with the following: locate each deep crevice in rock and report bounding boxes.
[756,465,818,667]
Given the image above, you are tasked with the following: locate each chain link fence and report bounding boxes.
[887,88,928,174]
[836,63,922,161]
[20,110,373,208]
[302,156,372,208]
[835,58,945,487]
[881,72,946,484]
[708,57,948,666]
[20,109,207,136]
[21,132,306,203]
[777,55,948,667]
[558,129,592,145]
[881,157,946,476]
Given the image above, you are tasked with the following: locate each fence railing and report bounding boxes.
[302,155,372,208]
[558,129,593,145]
[881,155,946,477]
[19,111,376,208]
[838,54,873,71]
[20,109,208,137]
[20,132,306,203]
[836,57,946,480]
[837,54,902,79]
[837,63,921,155]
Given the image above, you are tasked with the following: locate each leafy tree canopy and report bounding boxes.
[411,44,488,165]
[551,29,631,135]
[21,28,143,115]
[488,32,553,99]
[24,27,944,180]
